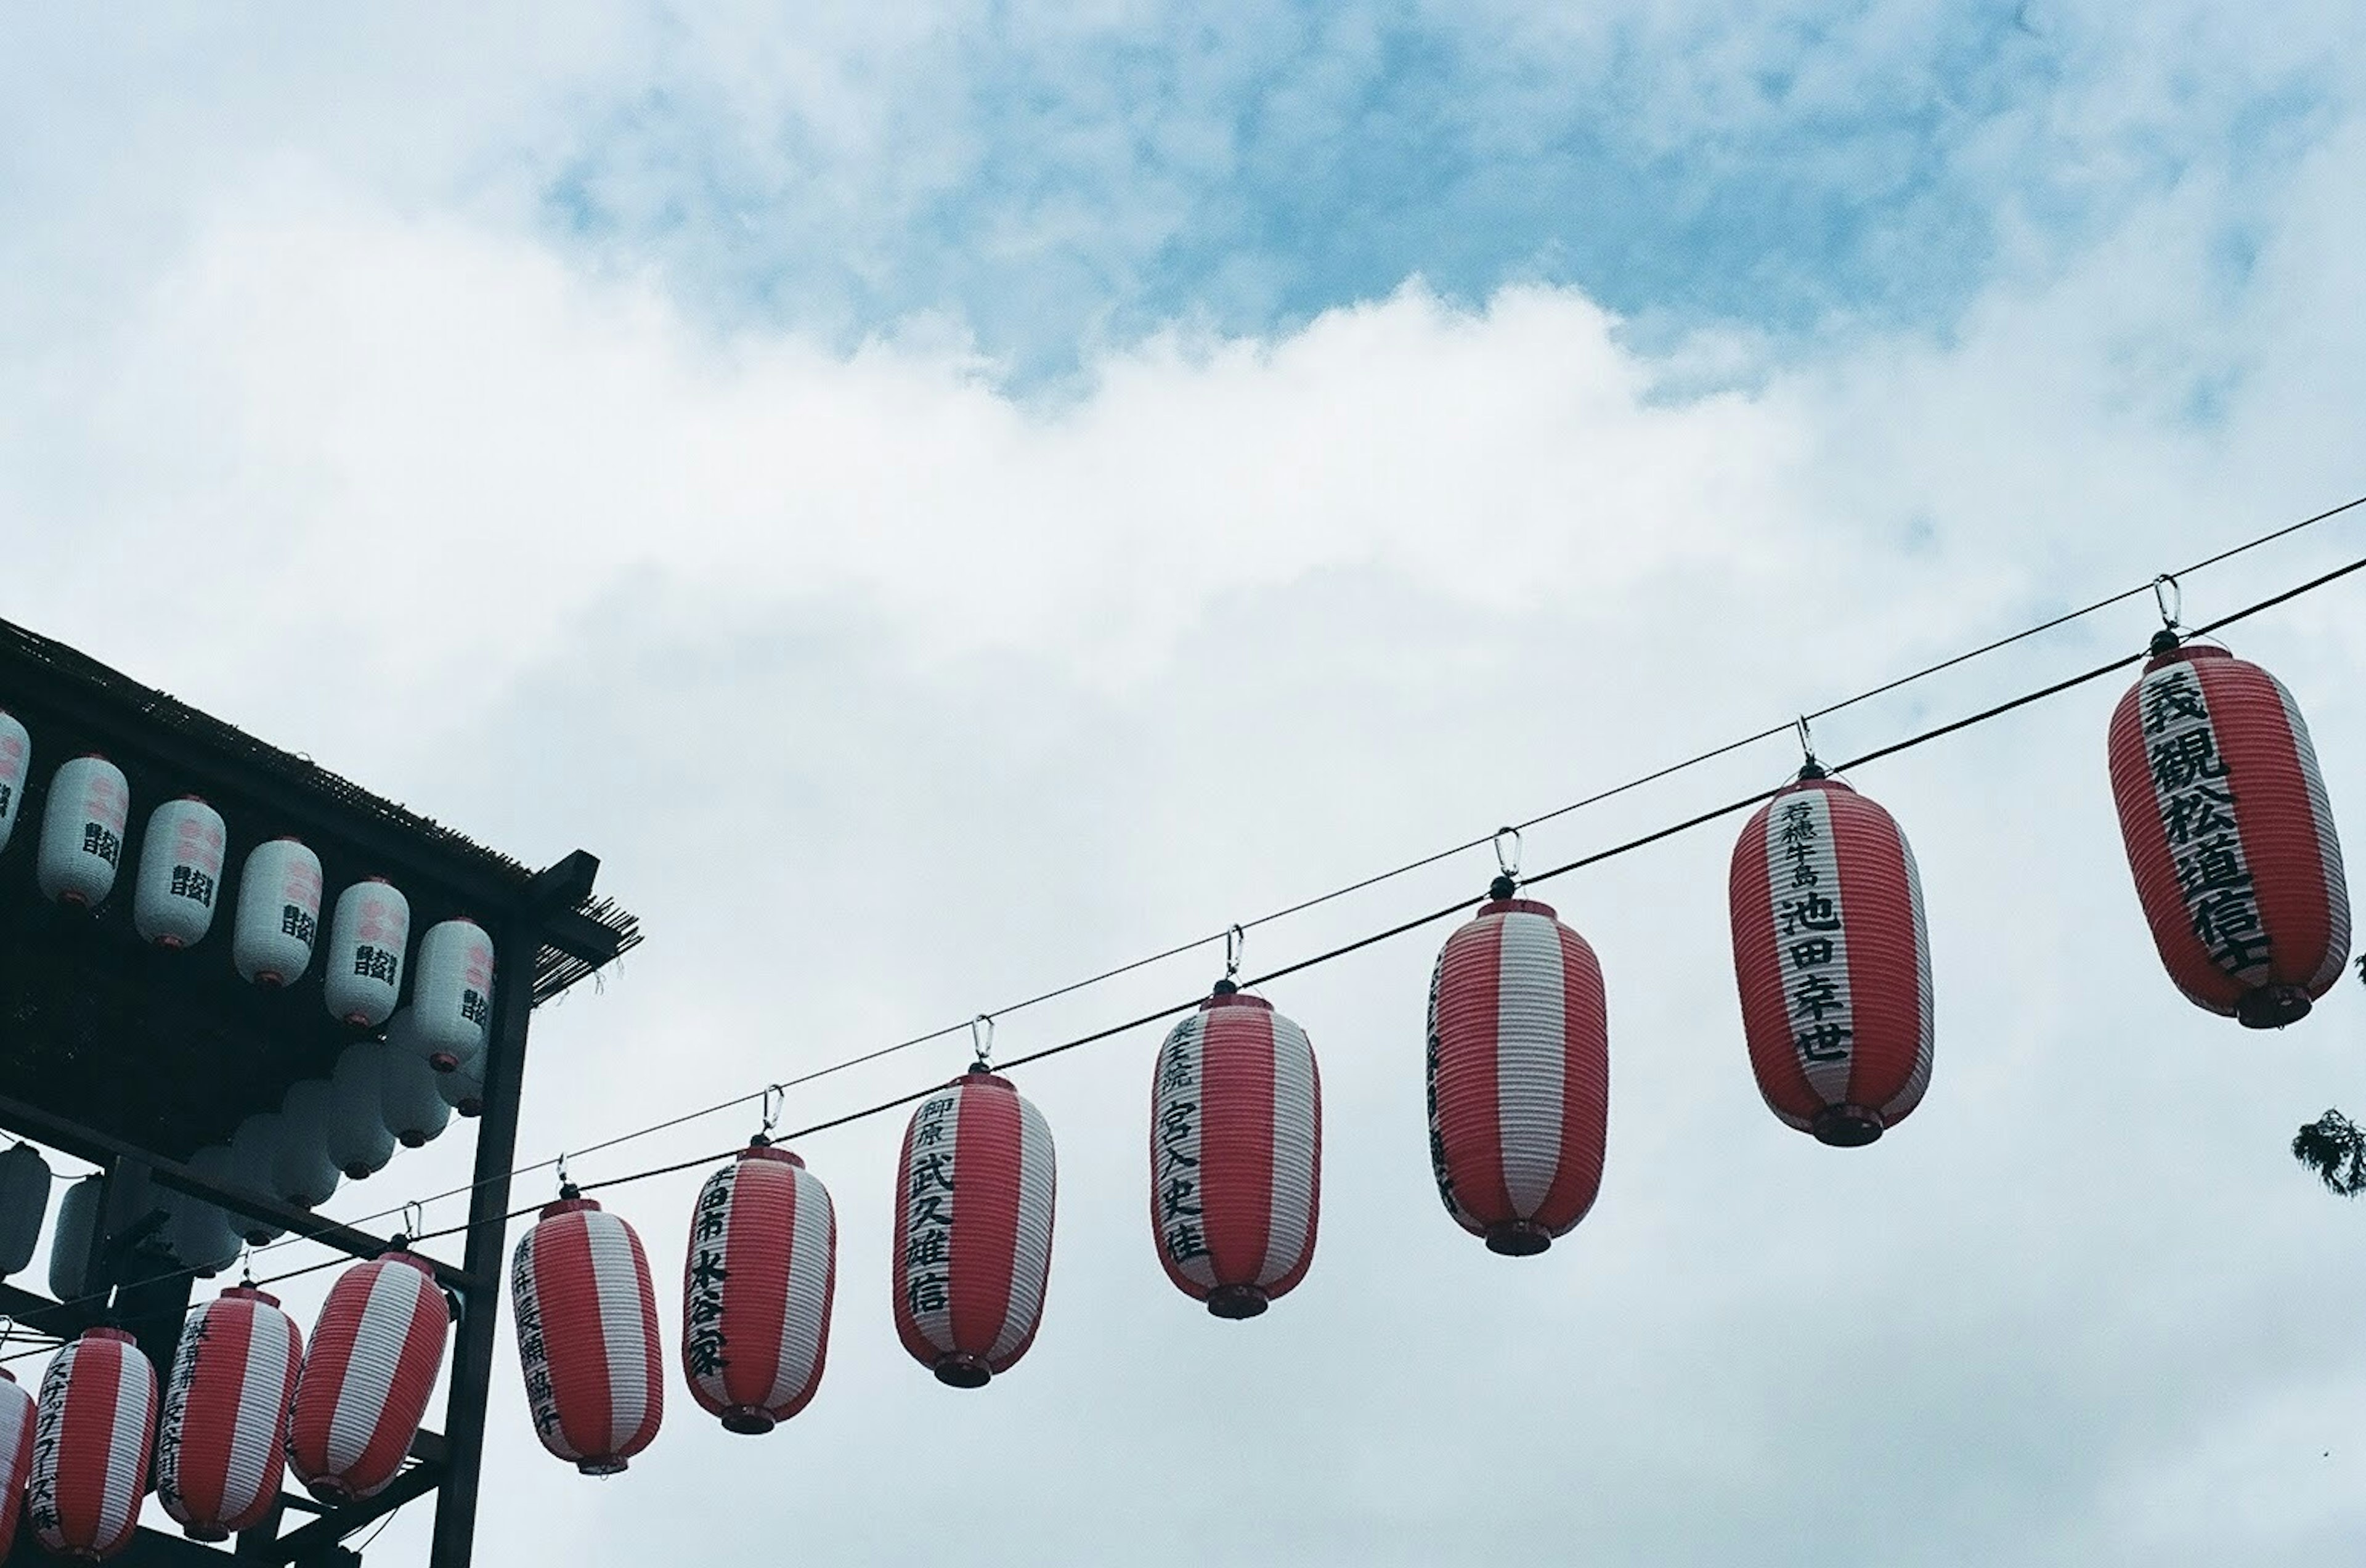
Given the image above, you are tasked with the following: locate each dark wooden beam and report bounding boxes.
[264,1461,442,1566]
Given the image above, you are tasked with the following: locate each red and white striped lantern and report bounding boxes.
[1426,880,1609,1254]
[27,1326,157,1561]
[0,1366,35,1560]
[683,1144,837,1433]
[2108,638,2351,1027]
[512,1193,664,1474]
[286,1252,451,1502]
[156,1285,303,1542]
[891,1065,1057,1387]
[1730,769,1933,1146]
[1150,987,1321,1317]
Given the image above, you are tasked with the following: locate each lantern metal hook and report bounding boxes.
[555,1152,572,1196]
[2153,572,2183,631]
[403,1200,425,1241]
[0,1314,14,1350]
[970,1014,994,1072]
[237,1245,254,1287]
[1224,924,1246,980]
[1493,826,1522,880]
[1795,716,1827,781]
[758,1084,785,1143]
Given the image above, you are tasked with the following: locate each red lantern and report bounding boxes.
[1730,768,1933,1145]
[683,1144,836,1434]
[157,1285,303,1541]
[0,1367,35,1560]
[1426,878,1609,1254]
[2108,637,2351,1026]
[513,1193,664,1474]
[891,1065,1057,1387]
[28,1326,157,1561]
[287,1253,451,1501]
[1150,986,1321,1317]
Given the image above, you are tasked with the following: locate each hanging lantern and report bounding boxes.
[2108,635,2351,1026]
[325,1042,400,1179]
[36,755,129,910]
[286,1251,451,1502]
[436,1034,486,1118]
[1426,851,1610,1255]
[232,837,322,988]
[163,1153,241,1278]
[323,877,409,1029]
[47,1174,101,1306]
[412,918,494,1071]
[0,1140,51,1278]
[891,1046,1057,1387]
[270,1082,341,1208]
[378,1015,452,1147]
[1730,765,1933,1145]
[512,1189,665,1474]
[0,1365,33,1561]
[155,1284,303,1542]
[1150,978,1322,1318]
[226,1116,286,1245]
[28,1326,158,1561]
[683,1140,836,1434]
[131,796,227,950]
[0,710,30,856]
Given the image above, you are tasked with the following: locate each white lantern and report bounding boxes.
[0,710,30,855]
[132,795,228,949]
[272,1082,341,1208]
[227,1115,287,1244]
[0,1140,50,1277]
[324,878,409,1028]
[437,1034,486,1118]
[379,1028,450,1148]
[167,1147,243,1275]
[49,1174,102,1304]
[36,754,129,909]
[326,1042,399,1179]
[233,837,323,988]
[412,919,494,1070]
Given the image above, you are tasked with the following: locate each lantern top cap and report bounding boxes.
[81,1326,136,1346]
[1778,774,1856,797]
[376,1249,438,1276]
[221,1284,281,1308]
[953,1066,1015,1092]
[738,1143,805,1168]
[1478,895,1559,921]
[2144,639,2234,672]
[1201,989,1273,1013]
[539,1195,603,1220]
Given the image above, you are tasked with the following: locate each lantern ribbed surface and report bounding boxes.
[2108,642,2351,1028]
[28,1326,156,1562]
[0,711,29,856]
[324,878,409,1029]
[0,1368,34,1559]
[1730,775,1933,1147]
[132,795,226,949]
[890,1068,1057,1387]
[412,918,494,1071]
[36,755,128,911]
[513,1196,665,1474]
[232,837,321,988]
[1150,991,1322,1317]
[157,1286,303,1542]
[286,1253,450,1502]
[1426,895,1609,1256]
[683,1145,837,1433]
[326,1043,399,1180]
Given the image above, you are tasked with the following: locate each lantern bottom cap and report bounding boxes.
[1812,1105,1886,1147]
[1207,1285,1270,1319]
[1484,1221,1553,1257]
[181,1522,231,1543]
[429,1052,458,1073]
[458,1100,483,1118]
[304,1480,358,1504]
[253,971,286,988]
[341,1012,376,1029]
[153,935,185,951]
[343,1164,378,1180]
[720,1406,778,1436]
[933,1354,993,1389]
[398,1132,426,1148]
[577,1456,629,1477]
[2236,985,2313,1030]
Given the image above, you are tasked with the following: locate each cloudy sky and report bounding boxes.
[6,2,2366,1562]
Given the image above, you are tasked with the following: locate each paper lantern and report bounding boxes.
[270,1082,341,1208]
[0,1366,33,1561]
[286,1251,451,1502]
[513,1193,664,1474]
[323,877,409,1029]
[891,1066,1057,1387]
[163,1153,242,1279]
[412,918,494,1071]
[232,837,322,988]
[1426,881,1609,1254]
[28,1326,157,1561]
[2109,638,2351,1026]
[378,1017,451,1147]
[155,1285,303,1542]
[325,1042,399,1179]
[683,1144,836,1433]
[0,711,30,856]
[36,755,129,910]
[132,795,227,949]
[0,1140,50,1278]
[226,1116,287,1245]
[47,1175,100,1306]
[1150,987,1322,1317]
[1730,770,1934,1145]
[437,1035,486,1118]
